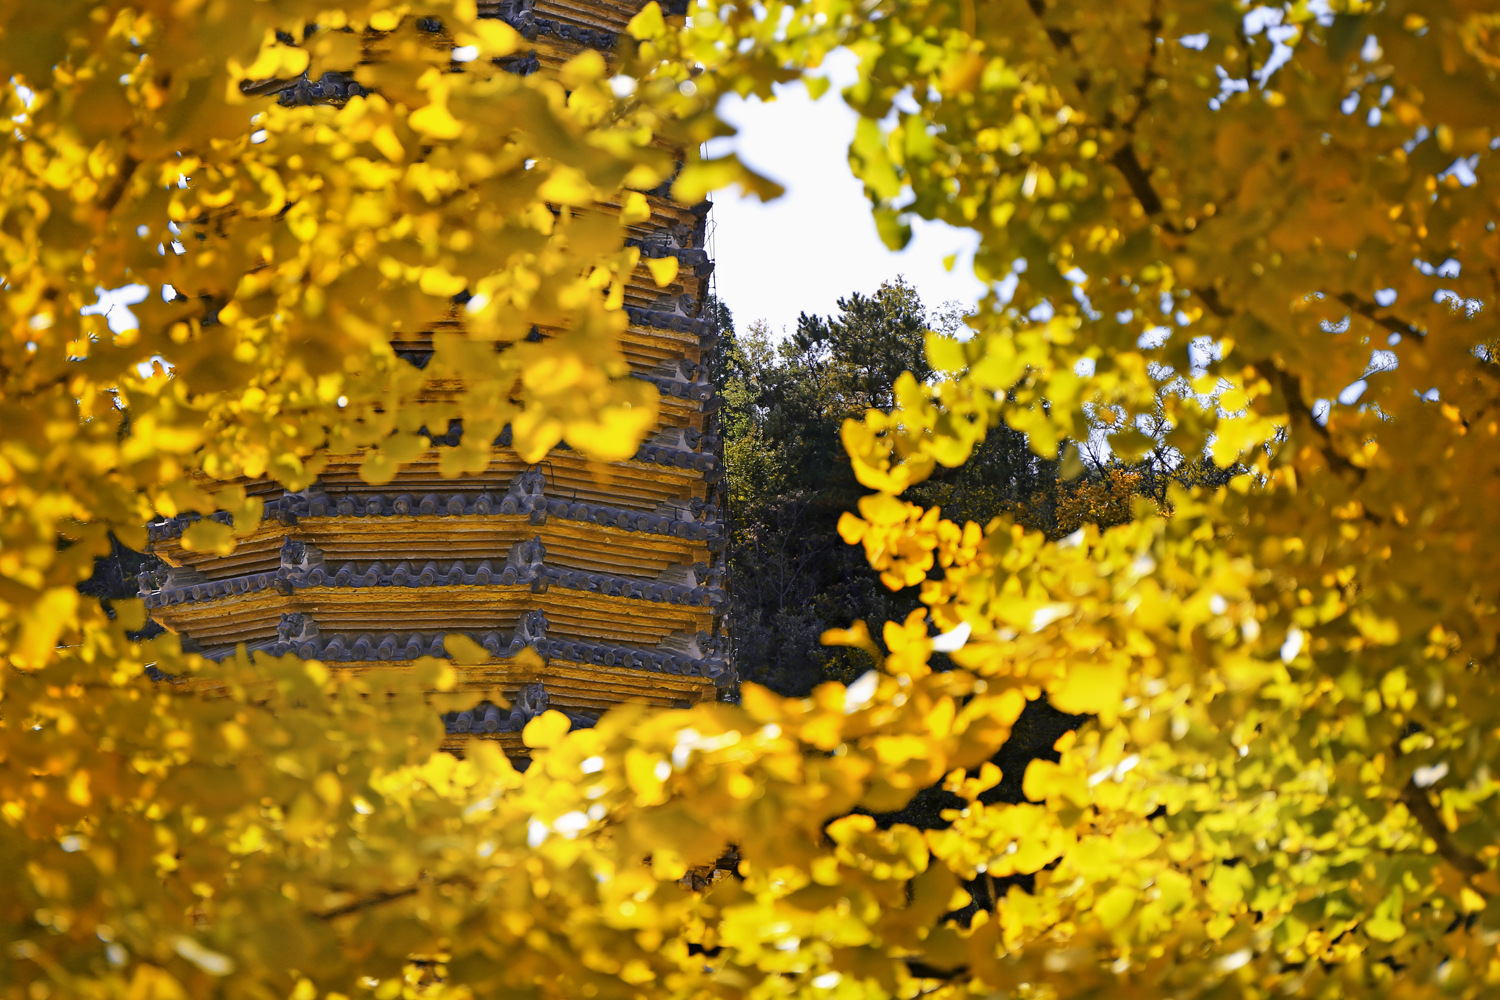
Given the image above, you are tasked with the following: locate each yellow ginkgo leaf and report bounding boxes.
[627,1,666,40]
[523,710,572,749]
[409,101,464,140]
[646,255,678,287]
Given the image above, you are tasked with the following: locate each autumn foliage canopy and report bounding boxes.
[2,1,1499,999]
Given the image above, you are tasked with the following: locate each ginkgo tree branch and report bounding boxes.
[1110,146,1165,219]
[1118,0,1164,134]
[99,155,139,213]
[1251,356,1376,488]
[314,874,469,921]
[316,887,420,921]
[1335,292,1422,338]
[1112,1,1184,234]
[1200,282,1376,489]
[1401,778,1488,883]
[1023,0,1077,53]
[1076,0,1166,220]
[1024,0,1179,233]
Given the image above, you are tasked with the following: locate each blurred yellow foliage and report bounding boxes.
[3,2,1500,1000]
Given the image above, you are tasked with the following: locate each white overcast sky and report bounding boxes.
[703,49,987,340]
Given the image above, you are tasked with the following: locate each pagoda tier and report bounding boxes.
[470,0,692,75]
[143,402,731,757]
[141,0,731,758]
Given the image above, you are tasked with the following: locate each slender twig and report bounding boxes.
[1109,145,1164,218]
[1024,0,1076,52]
[1401,778,1488,883]
[1248,357,1372,489]
[239,76,296,97]
[1335,292,1422,338]
[316,886,419,920]
[1109,0,1180,232]
[1197,285,1373,492]
[12,373,72,400]
[1119,0,1164,134]
[1026,0,1177,230]
[100,156,140,212]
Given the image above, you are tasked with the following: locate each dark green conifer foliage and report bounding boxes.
[713,280,1230,696]
[715,280,1057,694]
